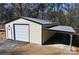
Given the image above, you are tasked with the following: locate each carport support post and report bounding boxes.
[69,34,73,51]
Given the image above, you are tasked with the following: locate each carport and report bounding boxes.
[49,25,76,51]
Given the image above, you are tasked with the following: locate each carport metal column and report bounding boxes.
[69,34,73,51]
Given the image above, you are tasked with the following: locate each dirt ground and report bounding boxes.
[1,43,77,55]
[0,31,6,42]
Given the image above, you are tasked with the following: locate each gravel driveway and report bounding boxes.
[0,39,26,54]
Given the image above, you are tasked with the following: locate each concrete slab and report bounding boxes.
[0,39,26,54]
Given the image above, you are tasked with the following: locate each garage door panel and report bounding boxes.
[15,35,29,38]
[15,32,29,35]
[14,24,29,42]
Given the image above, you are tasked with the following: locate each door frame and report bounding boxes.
[13,24,30,42]
[7,25,12,39]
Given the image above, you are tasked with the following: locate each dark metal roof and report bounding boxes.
[5,16,59,28]
[42,23,58,28]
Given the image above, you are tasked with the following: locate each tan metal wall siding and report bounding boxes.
[5,18,42,44]
[42,29,56,43]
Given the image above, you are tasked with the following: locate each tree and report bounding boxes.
[0,3,79,31]
[37,3,48,19]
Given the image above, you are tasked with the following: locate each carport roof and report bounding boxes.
[49,25,75,33]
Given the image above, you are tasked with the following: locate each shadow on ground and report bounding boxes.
[44,33,79,47]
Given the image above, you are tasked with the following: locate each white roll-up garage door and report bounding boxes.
[14,24,29,42]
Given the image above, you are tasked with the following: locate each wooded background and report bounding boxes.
[0,3,79,31]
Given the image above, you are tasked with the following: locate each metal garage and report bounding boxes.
[5,17,58,44]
